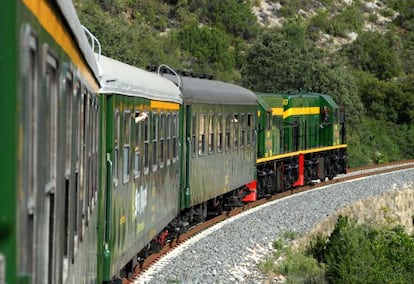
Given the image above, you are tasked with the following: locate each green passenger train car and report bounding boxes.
[98,56,183,282]
[164,74,258,216]
[1,0,101,283]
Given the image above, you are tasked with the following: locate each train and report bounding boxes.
[0,0,346,283]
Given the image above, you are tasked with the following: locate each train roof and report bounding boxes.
[98,55,183,104]
[164,74,257,105]
[256,92,339,108]
[56,1,101,83]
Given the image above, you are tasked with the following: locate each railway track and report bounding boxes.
[126,159,414,283]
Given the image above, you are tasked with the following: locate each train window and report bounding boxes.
[172,112,178,162]
[114,109,120,186]
[252,114,256,146]
[44,52,58,282]
[217,115,223,152]
[240,114,245,148]
[208,115,214,154]
[246,113,251,146]
[192,114,197,157]
[144,114,149,175]
[65,71,73,176]
[93,101,99,199]
[225,114,231,152]
[80,91,86,233]
[166,113,171,165]
[198,114,205,156]
[123,110,131,183]
[133,111,141,179]
[45,53,58,190]
[152,113,158,171]
[73,82,81,254]
[133,152,140,179]
[233,113,239,149]
[159,113,165,167]
[266,112,272,130]
[20,29,38,275]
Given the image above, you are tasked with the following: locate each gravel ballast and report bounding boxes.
[135,168,414,284]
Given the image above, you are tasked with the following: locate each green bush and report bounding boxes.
[307,216,414,284]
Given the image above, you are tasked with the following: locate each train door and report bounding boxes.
[292,117,300,151]
[339,106,346,144]
[183,105,192,208]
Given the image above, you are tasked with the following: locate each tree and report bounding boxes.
[173,23,236,80]
[241,20,363,126]
[346,31,402,80]
[201,0,259,40]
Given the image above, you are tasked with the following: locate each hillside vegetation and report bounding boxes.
[261,216,414,283]
[74,0,414,167]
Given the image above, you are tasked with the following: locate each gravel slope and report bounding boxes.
[136,168,414,284]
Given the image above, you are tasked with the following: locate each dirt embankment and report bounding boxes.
[299,184,414,248]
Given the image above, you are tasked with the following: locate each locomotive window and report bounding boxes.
[133,111,141,179]
[233,113,239,149]
[114,108,120,186]
[266,112,272,130]
[159,113,165,167]
[152,112,158,172]
[240,114,245,148]
[225,114,230,152]
[143,114,149,175]
[172,112,178,162]
[166,113,171,166]
[198,114,205,156]
[246,113,251,146]
[208,115,214,154]
[217,114,223,152]
[123,110,131,183]
[192,114,197,157]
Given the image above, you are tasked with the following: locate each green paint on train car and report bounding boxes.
[101,93,182,279]
[183,103,257,208]
[256,92,343,160]
[0,1,18,283]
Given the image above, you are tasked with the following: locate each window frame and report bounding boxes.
[123,109,131,183]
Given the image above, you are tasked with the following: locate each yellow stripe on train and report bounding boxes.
[150,101,180,111]
[271,107,320,118]
[257,144,347,164]
[23,0,99,91]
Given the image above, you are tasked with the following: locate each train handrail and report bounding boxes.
[82,25,103,78]
[157,64,183,91]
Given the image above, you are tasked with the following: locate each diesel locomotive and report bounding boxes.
[1,1,346,283]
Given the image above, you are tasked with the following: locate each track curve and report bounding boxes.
[130,160,414,283]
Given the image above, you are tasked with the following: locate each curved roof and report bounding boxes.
[98,55,182,104]
[56,0,100,82]
[164,74,257,105]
